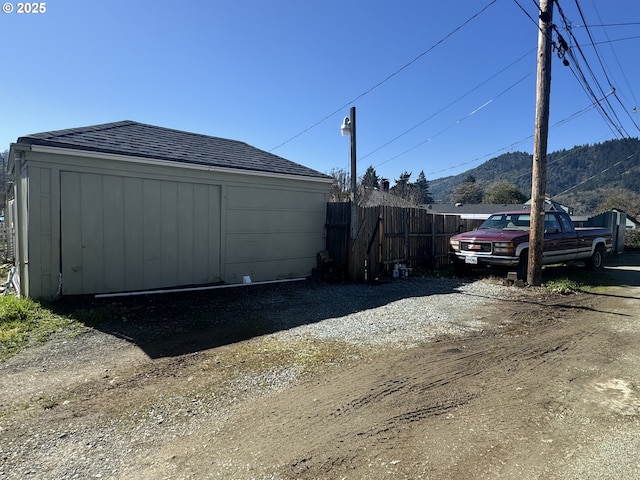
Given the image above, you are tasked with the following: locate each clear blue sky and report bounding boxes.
[2,0,639,184]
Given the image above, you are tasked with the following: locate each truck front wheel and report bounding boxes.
[517,251,528,281]
[586,244,606,271]
[452,258,469,277]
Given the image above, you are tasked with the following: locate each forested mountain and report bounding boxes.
[428,138,640,214]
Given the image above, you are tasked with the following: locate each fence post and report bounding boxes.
[403,209,409,263]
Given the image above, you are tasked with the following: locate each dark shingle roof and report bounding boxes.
[18,120,331,179]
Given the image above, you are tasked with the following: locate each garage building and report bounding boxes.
[7,121,333,299]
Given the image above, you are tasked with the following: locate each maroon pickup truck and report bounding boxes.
[449,210,613,280]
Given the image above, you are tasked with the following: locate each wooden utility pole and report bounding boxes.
[349,106,357,239]
[344,106,360,281]
[527,0,554,286]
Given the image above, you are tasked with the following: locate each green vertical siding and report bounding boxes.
[60,171,222,295]
[26,167,56,298]
[224,184,327,282]
[18,150,329,298]
[103,175,126,291]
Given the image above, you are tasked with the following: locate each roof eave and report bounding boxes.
[27,144,334,184]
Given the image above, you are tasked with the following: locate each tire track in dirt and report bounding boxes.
[146,294,619,479]
[5,263,638,480]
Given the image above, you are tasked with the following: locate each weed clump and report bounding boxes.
[0,295,80,359]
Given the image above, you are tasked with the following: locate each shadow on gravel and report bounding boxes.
[600,250,640,287]
[47,252,640,359]
[542,250,640,289]
[49,277,466,359]
[576,250,640,300]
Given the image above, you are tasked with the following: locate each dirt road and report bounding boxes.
[1,254,639,479]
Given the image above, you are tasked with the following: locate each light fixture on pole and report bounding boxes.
[341,106,357,239]
[341,116,351,137]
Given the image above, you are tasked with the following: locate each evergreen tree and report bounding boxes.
[391,172,411,198]
[483,181,527,204]
[386,172,426,206]
[450,180,483,204]
[414,170,433,204]
[463,174,476,184]
[361,165,379,189]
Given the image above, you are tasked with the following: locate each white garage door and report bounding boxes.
[61,172,221,295]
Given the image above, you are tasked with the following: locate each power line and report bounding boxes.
[512,0,558,45]
[359,47,536,163]
[573,0,614,88]
[555,152,637,196]
[554,0,632,138]
[268,0,498,152]
[571,0,632,135]
[514,0,638,138]
[588,0,640,124]
[372,1,638,184]
[419,93,612,179]
[589,34,640,46]
[512,0,540,27]
[510,99,612,181]
[612,90,640,133]
[368,72,534,174]
[564,50,625,137]
[574,22,640,28]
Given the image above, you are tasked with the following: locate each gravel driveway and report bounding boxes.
[1,257,639,479]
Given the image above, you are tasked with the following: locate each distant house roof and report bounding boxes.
[17,120,331,180]
[612,209,640,229]
[425,197,572,218]
[524,197,572,214]
[627,215,640,229]
[425,203,529,218]
[359,188,417,208]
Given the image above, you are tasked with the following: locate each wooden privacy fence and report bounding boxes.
[325,202,483,282]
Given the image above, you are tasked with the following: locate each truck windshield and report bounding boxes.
[479,213,531,230]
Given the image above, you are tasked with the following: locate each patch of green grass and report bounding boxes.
[0,295,83,360]
[543,277,585,294]
[540,260,627,293]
